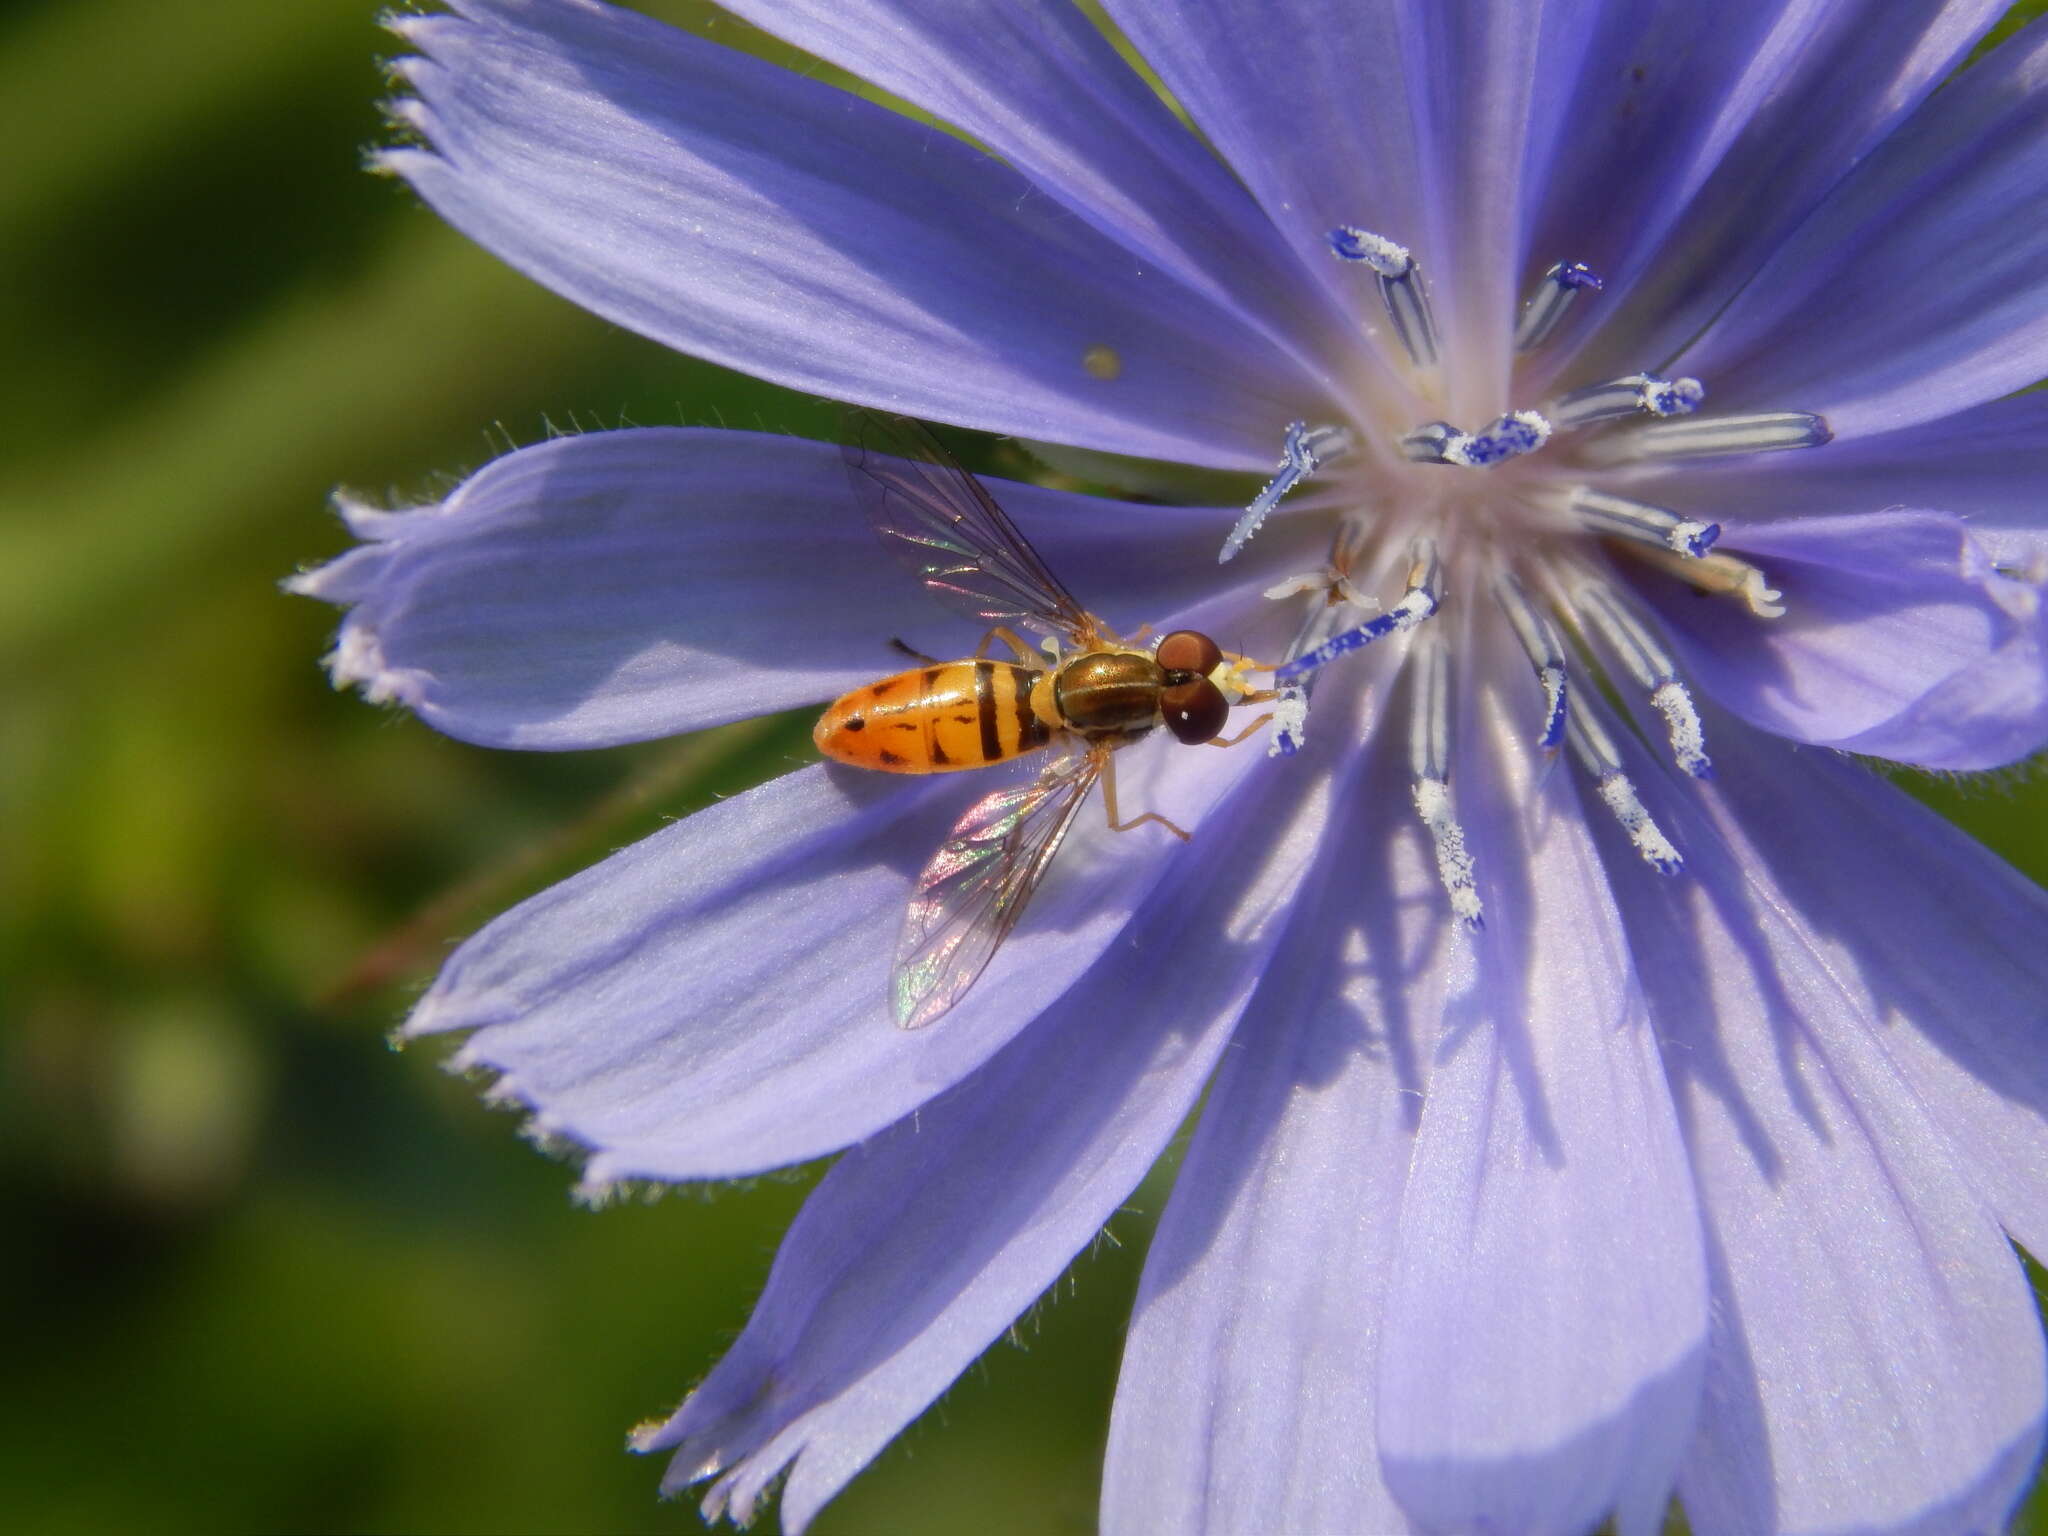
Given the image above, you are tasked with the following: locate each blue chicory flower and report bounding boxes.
[294,1,2048,1531]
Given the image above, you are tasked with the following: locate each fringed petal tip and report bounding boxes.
[378,98,435,147]
[469,1061,592,1164]
[467,1049,697,1209]
[628,1385,788,1526]
[326,623,428,710]
[287,487,428,604]
[567,1172,667,1211]
[378,5,466,53]
[378,10,428,48]
[628,1410,764,1526]
[415,1029,693,1208]
[288,526,434,713]
[371,19,445,148]
[702,1466,774,1531]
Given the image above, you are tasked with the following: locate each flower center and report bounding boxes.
[1235,226,1836,921]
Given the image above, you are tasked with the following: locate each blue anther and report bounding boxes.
[1219,421,1350,562]
[1645,376,1706,416]
[1515,260,1606,353]
[1451,411,1550,467]
[1680,521,1722,559]
[1328,226,1412,276]
[1275,612,1404,682]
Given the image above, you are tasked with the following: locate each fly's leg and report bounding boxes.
[972,625,1041,665]
[1206,713,1274,748]
[889,636,941,664]
[1101,749,1190,840]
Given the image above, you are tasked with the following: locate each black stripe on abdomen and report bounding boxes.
[974,661,1001,761]
[1012,671,1050,751]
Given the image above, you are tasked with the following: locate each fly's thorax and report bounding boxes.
[1054,650,1165,738]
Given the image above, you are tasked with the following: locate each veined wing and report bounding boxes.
[892,746,1103,1029]
[845,414,1098,645]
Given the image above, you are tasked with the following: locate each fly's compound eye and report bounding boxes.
[1162,678,1230,744]
[1155,629,1223,680]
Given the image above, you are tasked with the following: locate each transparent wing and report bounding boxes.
[892,746,1103,1029]
[845,413,1098,644]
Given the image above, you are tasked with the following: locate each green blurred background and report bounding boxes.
[6,2,2048,1532]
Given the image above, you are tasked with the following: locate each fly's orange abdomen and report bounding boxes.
[815,660,1052,773]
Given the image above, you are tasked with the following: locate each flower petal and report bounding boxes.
[631,734,1338,1533]
[382,1,1327,467]
[708,0,1343,384]
[1677,15,2048,440]
[1520,0,1821,388]
[405,722,1273,1184]
[1622,392,2048,569]
[1398,0,1612,407]
[1641,510,2048,770]
[1563,0,2003,391]
[1095,0,1426,362]
[291,427,1319,749]
[1589,720,2047,1535]
[1376,660,1708,1536]
[1674,715,2048,1283]
[1100,0,1598,411]
[1101,713,1453,1536]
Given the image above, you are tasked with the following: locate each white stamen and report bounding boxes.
[1408,628,1483,926]
[1493,573,1568,748]
[1267,687,1310,758]
[1219,421,1353,562]
[1568,486,1720,558]
[1276,537,1440,682]
[1263,573,1325,600]
[1635,547,1787,618]
[1263,568,1369,607]
[1651,682,1711,779]
[1412,778,1485,926]
[1330,225,1438,368]
[1514,260,1603,353]
[1566,708,1682,874]
[1549,373,1704,430]
[1265,518,1377,756]
[1596,773,1684,874]
[1328,226,1413,277]
[1582,410,1832,467]
[1734,566,1787,618]
[1574,581,1712,777]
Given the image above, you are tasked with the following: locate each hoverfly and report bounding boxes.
[815,417,1276,1029]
